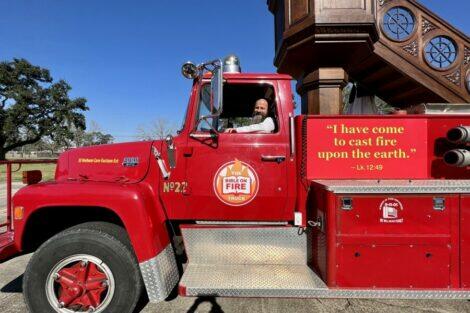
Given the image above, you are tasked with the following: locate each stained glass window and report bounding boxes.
[425,36,458,69]
[382,7,416,41]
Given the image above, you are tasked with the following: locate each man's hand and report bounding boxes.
[224,128,237,133]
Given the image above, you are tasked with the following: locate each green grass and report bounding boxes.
[0,163,57,183]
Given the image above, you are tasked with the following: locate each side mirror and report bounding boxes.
[187,59,223,138]
[210,64,223,114]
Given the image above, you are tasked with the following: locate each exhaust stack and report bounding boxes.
[446,126,470,144]
[443,149,470,167]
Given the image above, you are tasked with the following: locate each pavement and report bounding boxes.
[1,184,470,312]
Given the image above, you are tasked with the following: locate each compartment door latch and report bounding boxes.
[308,216,324,232]
[433,197,445,211]
[341,197,353,210]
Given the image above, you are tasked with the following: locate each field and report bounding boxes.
[0,163,57,183]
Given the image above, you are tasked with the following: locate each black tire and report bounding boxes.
[23,222,143,313]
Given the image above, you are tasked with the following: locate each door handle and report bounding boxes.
[182,147,193,157]
[261,155,286,163]
[189,133,217,139]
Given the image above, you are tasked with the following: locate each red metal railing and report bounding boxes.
[0,159,57,232]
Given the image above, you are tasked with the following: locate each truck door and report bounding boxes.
[183,80,292,221]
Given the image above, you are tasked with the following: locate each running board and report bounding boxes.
[179,264,470,299]
[180,226,308,265]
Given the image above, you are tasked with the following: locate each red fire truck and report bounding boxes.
[1,56,470,312]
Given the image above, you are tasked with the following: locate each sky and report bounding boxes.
[1,0,469,142]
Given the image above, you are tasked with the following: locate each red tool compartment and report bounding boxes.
[310,180,463,289]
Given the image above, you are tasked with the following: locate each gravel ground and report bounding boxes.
[1,185,470,312]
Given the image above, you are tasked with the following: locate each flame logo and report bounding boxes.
[213,159,259,206]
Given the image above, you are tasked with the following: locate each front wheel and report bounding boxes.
[23,222,143,313]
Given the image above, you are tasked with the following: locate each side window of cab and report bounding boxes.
[195,83,279,134]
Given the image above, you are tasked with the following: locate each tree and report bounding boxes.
[136,118,176,141]
[46,121,114,149]
[0,58,88,159]
[29,138,63,155]
[81,131,114,147]
[54,121,112,148]
[11,123,114,157]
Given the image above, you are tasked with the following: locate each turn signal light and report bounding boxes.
[22,170,42,185]
[14,206,24,220]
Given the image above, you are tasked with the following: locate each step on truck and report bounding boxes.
[2,55,470,312]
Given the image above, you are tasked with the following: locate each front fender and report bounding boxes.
[13,180,170,263]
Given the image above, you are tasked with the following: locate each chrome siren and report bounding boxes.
[223,55,241,73]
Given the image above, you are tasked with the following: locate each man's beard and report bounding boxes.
[252,112,265,124]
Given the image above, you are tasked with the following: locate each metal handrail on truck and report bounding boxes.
[0,159,57,233]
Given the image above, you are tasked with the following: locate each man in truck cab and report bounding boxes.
[225,98,275,133]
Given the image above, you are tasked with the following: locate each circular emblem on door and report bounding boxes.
[213,159,259,206]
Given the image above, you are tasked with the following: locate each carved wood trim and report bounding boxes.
[268,0,469,103]
[465,47,470,66]
[445,69,461,87]
[376,0,470,101]
[422,18,438,35]
[374,41,465,103]
[402,40,418,57]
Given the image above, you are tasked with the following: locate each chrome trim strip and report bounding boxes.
[181,263,470,299]
[313,179,470,194]
[139,244,179,302]
[185,286,470,299]
[195,221,288,225]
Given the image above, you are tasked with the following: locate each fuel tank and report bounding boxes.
[55,141,156,183]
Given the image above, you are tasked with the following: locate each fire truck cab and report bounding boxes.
[1,56,470,313]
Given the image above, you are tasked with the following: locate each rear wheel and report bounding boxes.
[23,222,142,313]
